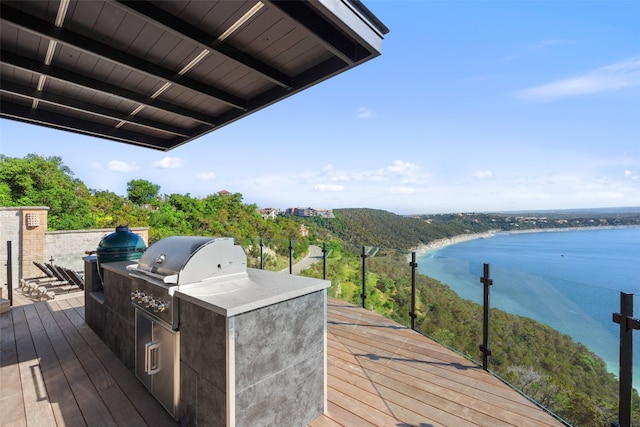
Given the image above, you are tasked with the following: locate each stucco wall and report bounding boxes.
[0,207,147,295]
[45,228,148,273]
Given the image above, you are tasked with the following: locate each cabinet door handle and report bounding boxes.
[145,342,160,375]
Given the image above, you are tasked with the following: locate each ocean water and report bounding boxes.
[417,227,640,381]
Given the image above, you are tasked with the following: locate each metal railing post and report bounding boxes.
[6,241,13,306]
[259,238,264,270]
[360,246,367,308]
[480,263,492,371]
[322,242,327,280]
[612,292,640,427]
[409,252,417,330]
[289,240,293,275]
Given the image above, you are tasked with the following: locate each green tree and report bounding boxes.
[0,154,95,230]
[88,189,149,228]
[126,179,160,206]
[149,202,189,241]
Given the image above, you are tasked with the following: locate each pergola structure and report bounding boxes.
[0,0,388,151]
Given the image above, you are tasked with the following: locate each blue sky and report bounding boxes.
[2,1,639,215]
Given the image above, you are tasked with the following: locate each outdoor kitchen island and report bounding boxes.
[84,237,330,427]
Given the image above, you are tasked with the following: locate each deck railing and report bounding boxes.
[240,238,637,427]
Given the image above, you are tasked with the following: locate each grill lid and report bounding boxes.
[126,236,247,285]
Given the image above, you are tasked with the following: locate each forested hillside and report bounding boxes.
[306,208,495,250]
[308,208,640,250]
[0,154,309,270]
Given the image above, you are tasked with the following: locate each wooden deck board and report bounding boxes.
[52,298,177,427]
[1,292,565,426]
[328,324,554,425]
[328,333,489,426]
[23,303,86,427]
[13,306,57,427]
[32,301,116,426]
[321,298,565,427]
[44,300,145,427]
[0,303,27,427]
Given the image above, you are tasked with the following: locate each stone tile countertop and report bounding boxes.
[174,268,330,317]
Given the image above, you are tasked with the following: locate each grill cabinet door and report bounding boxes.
[152,321,178,416]
[135,309,179,418]
[135,310,153,390]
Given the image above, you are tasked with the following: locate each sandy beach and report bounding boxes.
[409,230,499,257]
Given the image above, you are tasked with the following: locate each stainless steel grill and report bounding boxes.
[127,236,247,330]
[126,236,247,419]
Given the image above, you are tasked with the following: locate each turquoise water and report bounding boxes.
[418,227,640,380]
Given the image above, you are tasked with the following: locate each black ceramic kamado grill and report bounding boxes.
[126,236,247,330]
[95,225,146,282]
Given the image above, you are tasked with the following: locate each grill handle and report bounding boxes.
[127,264,178,284]
[145,342,160,375]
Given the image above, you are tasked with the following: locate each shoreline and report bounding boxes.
[409,230,499,257]
[409,224,640,257]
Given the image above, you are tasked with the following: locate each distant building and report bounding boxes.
[299,224,309,237]
[258,208,278,220]
[297,207,315,217]
[314,209,334,218]
[285,207,334,218]
[217,190,231,196]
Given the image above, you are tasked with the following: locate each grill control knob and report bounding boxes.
[153,301,167,313]
[130,290,145,300]
[135,291,149,304]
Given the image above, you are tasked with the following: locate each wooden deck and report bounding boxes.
[1,290,565,426]
[319,299,565,427]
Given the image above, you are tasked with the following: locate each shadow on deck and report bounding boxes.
[0,292,563,426]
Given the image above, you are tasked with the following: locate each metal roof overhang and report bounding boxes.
[0,0,388,151]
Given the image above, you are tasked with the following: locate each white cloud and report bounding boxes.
[320,164,348,182]
[518,57,640,100]
[385,160,428,184]
[108,160,138,172]
[233,160,432,209]
[153,156,185,169]
[475,170,493,179]
[625,169,639,180]
[198,172,217,181]
[314,183,344,192]
[309,160,430,195]
[387,160,418,175]
[227,160,640,214]
[356,107,373,119]
[350,169,387,182]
